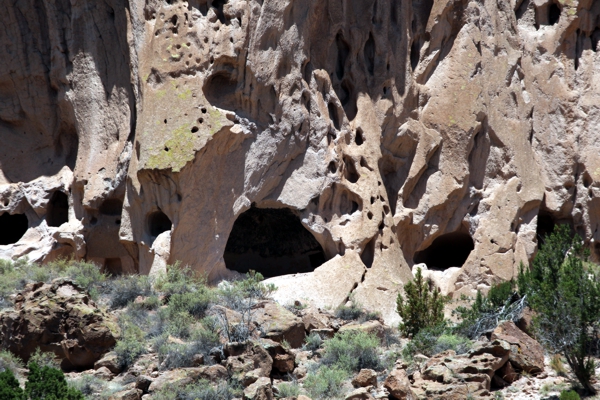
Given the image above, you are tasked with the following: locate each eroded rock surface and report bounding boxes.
[1,0,600,323]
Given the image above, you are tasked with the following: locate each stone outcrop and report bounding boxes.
[2,0,600,323]
[0,279,119,370]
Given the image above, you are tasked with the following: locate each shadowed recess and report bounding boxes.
[0,213,28,245]
[414,232,474,270]
[148,210,172,237]
[47,191,69,227]
[224,207,326,277]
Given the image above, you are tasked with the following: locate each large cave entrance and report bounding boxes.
[414,231,474,270]
[224,207,326,277]
[0,213,29,245]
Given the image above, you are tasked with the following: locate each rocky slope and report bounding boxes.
[1,0,600,323]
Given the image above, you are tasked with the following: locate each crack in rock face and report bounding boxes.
[1,0,600,323]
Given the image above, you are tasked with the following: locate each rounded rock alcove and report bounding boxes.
[413,231,474,270]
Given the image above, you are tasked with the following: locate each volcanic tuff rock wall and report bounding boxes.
[1,0,600,322]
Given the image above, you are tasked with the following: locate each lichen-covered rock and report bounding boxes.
[252,301,305,348]
[491,320,545,374]
[243,377,274,400]
[384,368,416,400]
[0,279,119,370]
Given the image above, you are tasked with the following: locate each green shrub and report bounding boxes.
[62,260,107,300]
[304,366,348,399]
[396,267,447,337]
[559,390,581,400]
[0,258,33,308]
[0,368,23,400]
[275,381,300,398]
[304,332,323,352]
[29,348,61,369]
[151,379,240,400]
[402,324,471,360]
[114,320,147,369]
[0,351,23,374]
[109,274,154,309]
[167,291,214,319]
[25,362,84,400]
[322,330,381,372]
[154,263,206,296]
[518,225,600,395]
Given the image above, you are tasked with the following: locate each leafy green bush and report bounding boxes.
[396,267,447,337]
[304,332,323,352]
[25,362,84,400]
[559,390,581,400]
[304,366,348,399]
[154,320,220,370]
[109,274,154,309]
[61,260,107,300]
[154,263,206,296]
[0,351,23,374]
[322,330,381,372]
[151,379,240,400]
[518,225,600,395]
[0,368,23,400]
[167,291,214,319]
[275,381,300,398]
[114,319,147,369]
[402,324,471,360]
[29,348,61,369]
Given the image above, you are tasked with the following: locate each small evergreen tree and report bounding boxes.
[518,225,600,395]
[25,362,83,400]
[396,267,447,337]
[0,368,24,400]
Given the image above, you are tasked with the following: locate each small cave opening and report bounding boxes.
[413,232,474,270]
[0,213,28,245]
[548,3,561,25]
[104,258,123,276]
[148,210,172,237]
[224,207,327,277]
[99,199,123,216]
[536,210,556,248]
[47,191,69,227]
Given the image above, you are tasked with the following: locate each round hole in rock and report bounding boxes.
[148,210,172,237]
[224,207,327,277]
[47,191,69,227]
[0,213,28,245]
[413,232,474,270]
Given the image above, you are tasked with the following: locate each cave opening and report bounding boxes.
[0,213,28,245]
[224,207,327,277]
[548,3,561,25]
[536,210,556,247]
[47,191,69,227]
[413,232,474,270]
[148,210,172,237]
[100,199,123,216]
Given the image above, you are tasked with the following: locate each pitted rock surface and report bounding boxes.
[1,0,600,324]
[0,279,119,370]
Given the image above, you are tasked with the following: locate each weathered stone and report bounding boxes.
[252,302,305,348]
[345,387,375,400]
[491,320,545,374]
[226,341,273,385]
[108,388,143,400]
[273,353,295,374]
[352,369,378,388]
[302,313,330,332]
[0,279,118,370]
[135,376,153,393]
[384,368,416,400]
[147,365,227,393]
[338,320,385,339]
[243,377,273,400]
[95,351,122,374]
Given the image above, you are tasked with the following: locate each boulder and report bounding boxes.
[108,388,143,400]
[338,320,385,339]
[253,301,306,348]
[352,369,378,388]
[243,376,274,400]
[491,320,544,374]
[384,368,416,400]
[0,279,119,370]
[95,351,122,374]
[147,365,227,393]
[225,341,273,386]
[345,387,374,400]
[302,313,330,332]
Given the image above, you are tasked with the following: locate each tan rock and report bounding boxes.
[338,320,385,340]
[243,376,273,400]
[384,368,416,400]
[345,387,374,400]
[252,301,305,348]
[0,279,118,370]
[108,388,143,400]
[95,351,122,374]
[491,320,545,374]
[147,365,227,393]
[352,369,378,388]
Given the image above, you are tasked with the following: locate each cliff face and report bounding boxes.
[1,0,599,322]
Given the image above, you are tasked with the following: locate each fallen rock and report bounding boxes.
[108,388,142,400]
[338,320,385,339]
[302,312,330,332]
[243,376,273,400]
[95,351,122,374]
[147,365,227,393]
[225,341,273,386]
[491,320,544,374]
[352,369,378,388]
[0,279,119,370]
[253,301,306,348]
[345,387,374,400]
[384,368,416,400]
